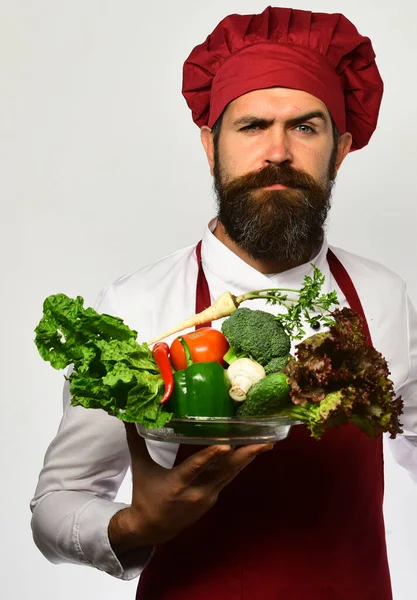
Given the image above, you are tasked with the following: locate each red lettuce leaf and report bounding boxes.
[283,307,403,439]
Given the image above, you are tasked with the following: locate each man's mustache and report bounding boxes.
[221,163,319,195]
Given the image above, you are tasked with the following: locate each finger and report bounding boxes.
[175,444,233,486]
[209,443,274,492]
[191,443,273,489]
[217,443,274,468]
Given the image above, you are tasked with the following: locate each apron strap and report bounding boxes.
[195,240,212,329]
[326,248,372,345]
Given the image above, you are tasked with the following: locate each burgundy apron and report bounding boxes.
[136,243,392,600]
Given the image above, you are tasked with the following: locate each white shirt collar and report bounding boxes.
[201,217,330,296]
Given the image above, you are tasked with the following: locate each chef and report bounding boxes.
[31,6,417,600]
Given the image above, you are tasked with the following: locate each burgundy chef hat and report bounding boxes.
[182,6,383,151]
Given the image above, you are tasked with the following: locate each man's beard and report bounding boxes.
[214,151,337,263]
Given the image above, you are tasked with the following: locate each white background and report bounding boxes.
[1,0,417,598]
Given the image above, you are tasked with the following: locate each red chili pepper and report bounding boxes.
[152,342,174,404]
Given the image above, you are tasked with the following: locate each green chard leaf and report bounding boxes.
[35,294,172,428]
[123,373,167,424]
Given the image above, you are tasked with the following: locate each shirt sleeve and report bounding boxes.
[386,294,417,483]
[30,286,153,580]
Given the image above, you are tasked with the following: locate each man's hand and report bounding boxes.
[109,423,273,559]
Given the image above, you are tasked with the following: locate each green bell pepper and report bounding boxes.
[168,336,234,417]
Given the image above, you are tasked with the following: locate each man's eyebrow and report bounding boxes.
[232,116,274,127]
[232,111,329,128]
[286,110,329,127]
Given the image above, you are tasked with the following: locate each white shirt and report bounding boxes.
[30,220,417,580]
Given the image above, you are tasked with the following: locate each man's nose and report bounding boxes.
[264,130,293,165]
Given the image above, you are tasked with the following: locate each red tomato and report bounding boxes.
[170,327,230,371]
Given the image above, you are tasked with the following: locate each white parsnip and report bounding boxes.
[147,269,339,345]
[147,292,239,345]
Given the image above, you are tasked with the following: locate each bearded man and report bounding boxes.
[31,7,417,600]
[207,88,347,269]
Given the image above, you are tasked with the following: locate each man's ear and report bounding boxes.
[333,132,353,176]
[200,126,215,175]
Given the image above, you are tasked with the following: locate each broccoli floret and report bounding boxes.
[264,354,290,374]
[221,307,291,366]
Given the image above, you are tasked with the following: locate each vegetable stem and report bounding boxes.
[178,336,194,369]
[236,288,299,302]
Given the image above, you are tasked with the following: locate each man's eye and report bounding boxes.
[240,124,262,132]
[294,124,315,134]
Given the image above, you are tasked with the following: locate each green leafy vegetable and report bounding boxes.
[34,270,403,444]
[282,307,404,439]
[264,354,290,374]
[235,265,339,339]
[221,307,290,366]
[34,294,172,428]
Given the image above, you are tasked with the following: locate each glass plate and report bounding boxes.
[137,415,301,445]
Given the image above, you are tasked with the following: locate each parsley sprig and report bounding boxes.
[235,265,339,340]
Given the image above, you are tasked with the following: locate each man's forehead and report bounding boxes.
[224,88,331,122]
